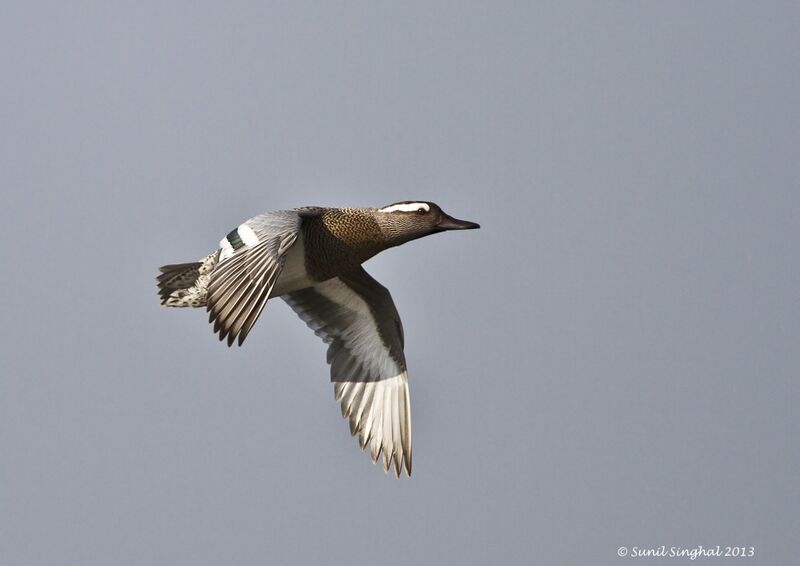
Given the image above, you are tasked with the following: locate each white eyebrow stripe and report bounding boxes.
[379,202,430,213]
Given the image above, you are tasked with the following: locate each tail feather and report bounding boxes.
[157,262,202,303]
[157,252,219,307]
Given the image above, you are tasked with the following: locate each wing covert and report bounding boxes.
[207,211,300,346]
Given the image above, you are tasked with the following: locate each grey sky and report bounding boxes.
[1,2,798,565]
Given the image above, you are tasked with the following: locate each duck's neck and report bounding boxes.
[301,208,388,281]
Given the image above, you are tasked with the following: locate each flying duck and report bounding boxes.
[156,201,479,476]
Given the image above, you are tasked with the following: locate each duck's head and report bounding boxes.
[374,201,480,247]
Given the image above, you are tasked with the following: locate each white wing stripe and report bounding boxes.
[237,224,260,246]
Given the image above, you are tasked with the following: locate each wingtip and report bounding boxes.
[383,450,391,473]
[371,443,382,464]
[226,332,235,347]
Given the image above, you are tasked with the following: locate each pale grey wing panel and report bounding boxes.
[283,267,411,476]
[282,267,406,382]
[207,211,300,346]
[246,210,304,246]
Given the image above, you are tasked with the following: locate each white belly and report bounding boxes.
[271,233,313,296]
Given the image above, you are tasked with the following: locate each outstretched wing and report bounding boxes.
[283,267,412,477]
[207,211,301,346]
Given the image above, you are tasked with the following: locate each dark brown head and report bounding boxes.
[373,201,480,247]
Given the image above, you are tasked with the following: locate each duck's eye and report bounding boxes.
[416,207,427,215]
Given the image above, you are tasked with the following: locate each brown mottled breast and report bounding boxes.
[299,208,386,282]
